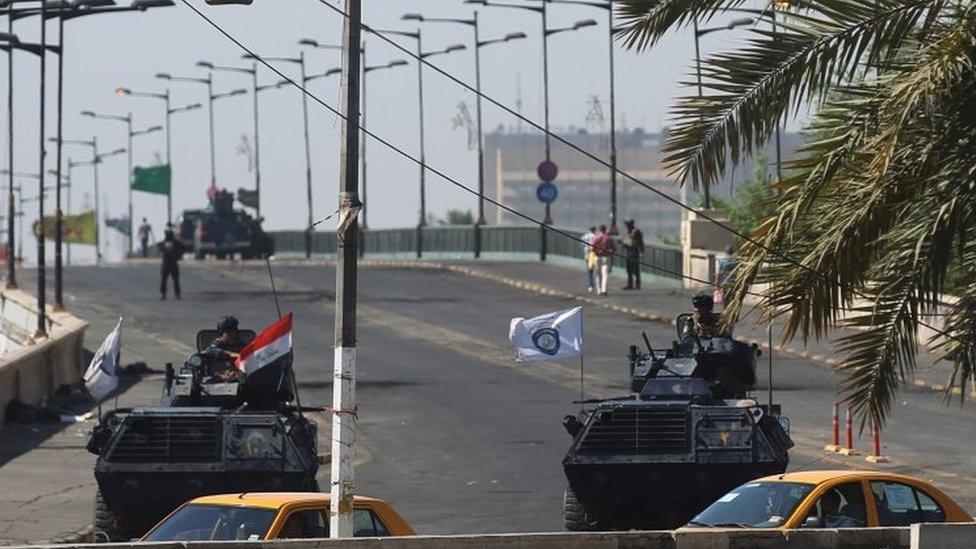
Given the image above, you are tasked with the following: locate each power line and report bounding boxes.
[310,0,962,342]
[175,0,740,293]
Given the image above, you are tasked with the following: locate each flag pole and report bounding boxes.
[579,309,584,414]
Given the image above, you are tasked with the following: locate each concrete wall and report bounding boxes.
[11,527,921,549]
[0,287,88,421]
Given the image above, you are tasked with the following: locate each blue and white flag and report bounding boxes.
[509,307,583,363]
[84,318,122,402]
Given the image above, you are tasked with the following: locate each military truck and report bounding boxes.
[560,308,793,531]
[85,328,318,541]
[177,189,273,260]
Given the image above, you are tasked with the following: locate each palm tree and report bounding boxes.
[615,0,976,427]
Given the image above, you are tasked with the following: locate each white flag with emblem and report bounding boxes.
[84,317,122,402]
[509,307,583,363]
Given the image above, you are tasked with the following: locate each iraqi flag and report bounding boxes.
[237,313,293,375]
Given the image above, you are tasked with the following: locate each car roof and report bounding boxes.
[755,470,927,485]
[188,493,382,510]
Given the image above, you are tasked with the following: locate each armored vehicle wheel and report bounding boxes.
[93,490,127,542]
[563,487,596,531]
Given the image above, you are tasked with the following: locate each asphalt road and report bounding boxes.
[1,260,974,543]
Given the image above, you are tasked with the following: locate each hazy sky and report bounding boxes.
[5,0,765,263]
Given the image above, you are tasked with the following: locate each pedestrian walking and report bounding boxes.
[582,226,597,293]
[592,224,616,296]
[622,219,645,290]
[137,218,154,258]
[158,228,186,300]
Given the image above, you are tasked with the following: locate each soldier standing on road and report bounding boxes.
[622,219,645,290]
[137,218,154,258]
[158,228,185,300]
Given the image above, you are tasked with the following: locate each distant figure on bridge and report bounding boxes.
[621,219,645,291]
[582,226,597,293]
[158,229,186,300]
[138,218,154,258]
[592,225,616,297]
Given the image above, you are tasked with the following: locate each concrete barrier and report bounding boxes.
[9,527,917,549]
[910,522,976,549]
[0,287,89,421]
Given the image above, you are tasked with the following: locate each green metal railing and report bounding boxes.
[269,225,683,281]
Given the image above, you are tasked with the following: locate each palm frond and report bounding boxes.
[614,0,749,51]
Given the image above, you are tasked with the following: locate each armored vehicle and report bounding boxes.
[178,189,273,260]
[561,310,793,531]
[86,328,318,541]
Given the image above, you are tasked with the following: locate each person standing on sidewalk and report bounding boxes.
[582,226,597,293]
[158,228,186,300]
[137,218,154,258]
[593,224,616,296]
[621,219,645,290]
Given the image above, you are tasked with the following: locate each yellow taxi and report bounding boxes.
[141,492,415,541]
[688,470,974,529]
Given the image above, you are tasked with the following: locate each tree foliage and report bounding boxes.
[616,0,976,426]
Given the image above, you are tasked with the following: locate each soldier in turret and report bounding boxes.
[201,316,246,382]
[691,293,731,339]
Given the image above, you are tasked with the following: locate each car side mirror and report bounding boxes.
[802,516,824,528]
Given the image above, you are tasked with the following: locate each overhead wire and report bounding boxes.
[175,0,740,293]
[309,0,964,343]
[178,0,962,346]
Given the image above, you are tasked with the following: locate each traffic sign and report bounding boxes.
[537,160,558,182]
[536,182,558,204]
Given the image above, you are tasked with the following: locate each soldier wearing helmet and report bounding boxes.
[691,293,730,338]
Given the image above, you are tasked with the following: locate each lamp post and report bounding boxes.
[195,60,263,218]
[401,13,525,257]
[374,29,468,257]
[79,110,135,255]
[156,71,246,199]
[693,17,754,209]
[0,27,59,289]
[466,0,595,259]
[243,52,315,257]
[361,57,409,238]
[543,0,618,231]
[61,137,99,262]
[115,88,199,224]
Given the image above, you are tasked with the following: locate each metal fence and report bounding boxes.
[269,225,683,281]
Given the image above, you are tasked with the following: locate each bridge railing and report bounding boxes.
[268,225,683,282]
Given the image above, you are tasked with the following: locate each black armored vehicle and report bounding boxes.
[86,327,318,541]
[561,299,793,531]
[178,189,273,260]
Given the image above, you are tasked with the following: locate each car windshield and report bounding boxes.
[690,482,814,528]
[143,504,277,541]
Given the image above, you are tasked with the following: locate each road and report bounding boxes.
[1,260,974,543]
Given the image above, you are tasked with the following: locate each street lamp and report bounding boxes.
[360,57,408,238]
[466,0,596,260]
[375,28,468,258]
[115,87,198,223]
[401,12,525,258]
[156,71,246,199]
[243,51,316,257]
[196,60,263,218]
[693,16,754,209]
[541,0,619,231]
[61,137,99,263]
[80,109,137,255]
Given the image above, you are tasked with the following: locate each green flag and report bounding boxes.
[132,164,171,195]
[34,210,96,244]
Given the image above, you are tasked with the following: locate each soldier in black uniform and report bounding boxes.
[622,219,645,290]
[202,316,246,382]
[158,228,186,300]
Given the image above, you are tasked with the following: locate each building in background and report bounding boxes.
[484,127,801,241]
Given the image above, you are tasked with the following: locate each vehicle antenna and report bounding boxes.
[265,255,304,414]
[768,323,773,407]
[641,331,657,363]
[265,255,283,319]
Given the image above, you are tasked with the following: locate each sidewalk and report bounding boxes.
[361,259,964,399]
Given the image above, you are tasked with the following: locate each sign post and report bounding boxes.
[536,160,558,261]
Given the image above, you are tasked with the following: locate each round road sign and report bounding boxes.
[536,182,558,204]
[537,160,558,182]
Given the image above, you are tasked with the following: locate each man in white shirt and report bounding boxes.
[581,226,597,293]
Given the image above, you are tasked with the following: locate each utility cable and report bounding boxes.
[176,0,743,293]
[313,0,960,324]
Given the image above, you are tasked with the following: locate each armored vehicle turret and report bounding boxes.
[561,301,793,531]
[86,327,318,541]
